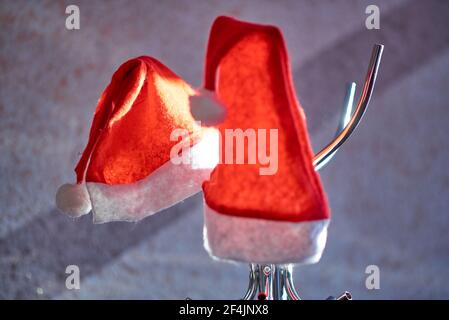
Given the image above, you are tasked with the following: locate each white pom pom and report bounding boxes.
[189,88,226,126]
[55,183,92,218]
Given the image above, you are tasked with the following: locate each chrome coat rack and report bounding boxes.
[242,44,384,300]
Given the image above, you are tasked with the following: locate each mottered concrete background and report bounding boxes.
[1,0,449,299]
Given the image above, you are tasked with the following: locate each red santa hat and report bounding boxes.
[56,57,223,222]
[201,16,330,264]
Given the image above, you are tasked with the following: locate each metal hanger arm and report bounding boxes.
[313,44,384,171]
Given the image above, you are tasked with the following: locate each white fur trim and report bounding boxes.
[55,183,92,218]
[86,129,220,223]
[189,88,226,126]
[203,200,329,264]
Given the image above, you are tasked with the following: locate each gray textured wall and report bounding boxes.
[1,0,448,299]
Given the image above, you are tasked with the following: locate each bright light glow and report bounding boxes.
[190,129,220,169]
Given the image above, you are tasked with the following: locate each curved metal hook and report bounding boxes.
[313,44,384,170]
[336,82,357,136]
[313,81,356,170]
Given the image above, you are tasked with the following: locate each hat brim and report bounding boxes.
[203,199,329,265]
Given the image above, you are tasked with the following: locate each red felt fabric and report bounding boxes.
[202,16,330,223]
[75,57,199,184]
